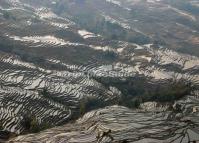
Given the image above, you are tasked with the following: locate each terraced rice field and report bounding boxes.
[10,97,199,142]
[0,0,199,142]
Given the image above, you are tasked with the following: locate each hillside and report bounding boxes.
[0,0,198,142]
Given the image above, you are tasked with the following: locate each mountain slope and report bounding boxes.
[0,0,198,141]
[9,97,199,143]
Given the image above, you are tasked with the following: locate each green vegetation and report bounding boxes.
[20,89,54,133]
[95,76,194,109]
[126,80,193,108]
[0,121,3,130]
[39,88,68,106]
[40,88,49,97]
[2,11,16,20]
[79,96,107,115]
[102,50,118,61]
[2,11,10,19]
[21,113,52,133]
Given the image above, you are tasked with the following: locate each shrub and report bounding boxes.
[21,113,51,133]
[79,96,107,115]
[3,11,10,19]
[95,76,194,109]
